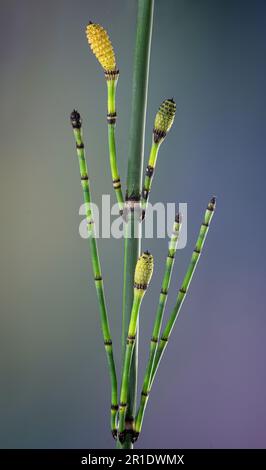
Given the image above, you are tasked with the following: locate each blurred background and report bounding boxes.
[0,0,265,449]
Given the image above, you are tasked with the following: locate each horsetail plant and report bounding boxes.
[133,199,216,440]
[118,252,154,443]
[149,197,217,388]
[86,22,124,214]
[141,98,177,219]
[120,2,154,449]
[69,0,217,449]
[70,110,118,438]
[134,213,182,440]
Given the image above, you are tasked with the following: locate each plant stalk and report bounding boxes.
[134,213,182,438]
[106,76,124,214]
[70,111,118,438]
[119,0,154,449]
[118,292,143,442]
[150,197,217,387]
[141,140,160,219]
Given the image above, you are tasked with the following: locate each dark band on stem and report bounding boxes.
[161,337,168,343]
[145,165,154,177]
[142,188,149,201]
[151,337,158,343]
[194,247,201,254]
[81,175,89,180]
[167,253,175,259]
[104,339,112,346]
[161,288,168,295]
[125,417,134,438]
[175,212,182,224]
[107,112,117,125]
[153,128,166,143]
[180,287,187,294]
[124,191,141,221]
[127,335,136,344]
[111,404,119,411]
[95,275,102,281]
[113,178,121,189]
[125,190,141,202]
[141,390,149,397]
[134,282,147,290]
[104,69,119,81]
[76,142,84,149]
[119,402,127,408]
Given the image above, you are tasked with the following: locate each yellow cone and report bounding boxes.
[134,252,154,291]
[154,99,176,142]
[86,22,116,72]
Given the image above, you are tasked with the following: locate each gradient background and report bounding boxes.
[1,0,266,449]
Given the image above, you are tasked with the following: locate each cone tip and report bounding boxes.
[70,109,80,119]
[70,109,82,127]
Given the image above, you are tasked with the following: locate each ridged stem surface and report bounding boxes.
[71,122,118,437]
[141,141,160,218]
[150,198,216,387]
[119,0,154,450]
[135,215,181,436]
[118,292,143,442]
[107,79,124,213]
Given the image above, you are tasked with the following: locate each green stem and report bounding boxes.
[120,0,154,450]
[150,197,217,388]
[134,213,181,438]
[127,0,154,193]
[141,140,160,219]
[70,111,118,439]
[141,97,176,220]
[118,292,143,443]
[107,77,124,214]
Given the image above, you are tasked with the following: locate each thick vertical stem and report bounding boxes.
[119,0,154,450]
[126,0,154,193]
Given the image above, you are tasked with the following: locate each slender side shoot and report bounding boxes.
[70,110,118,438]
